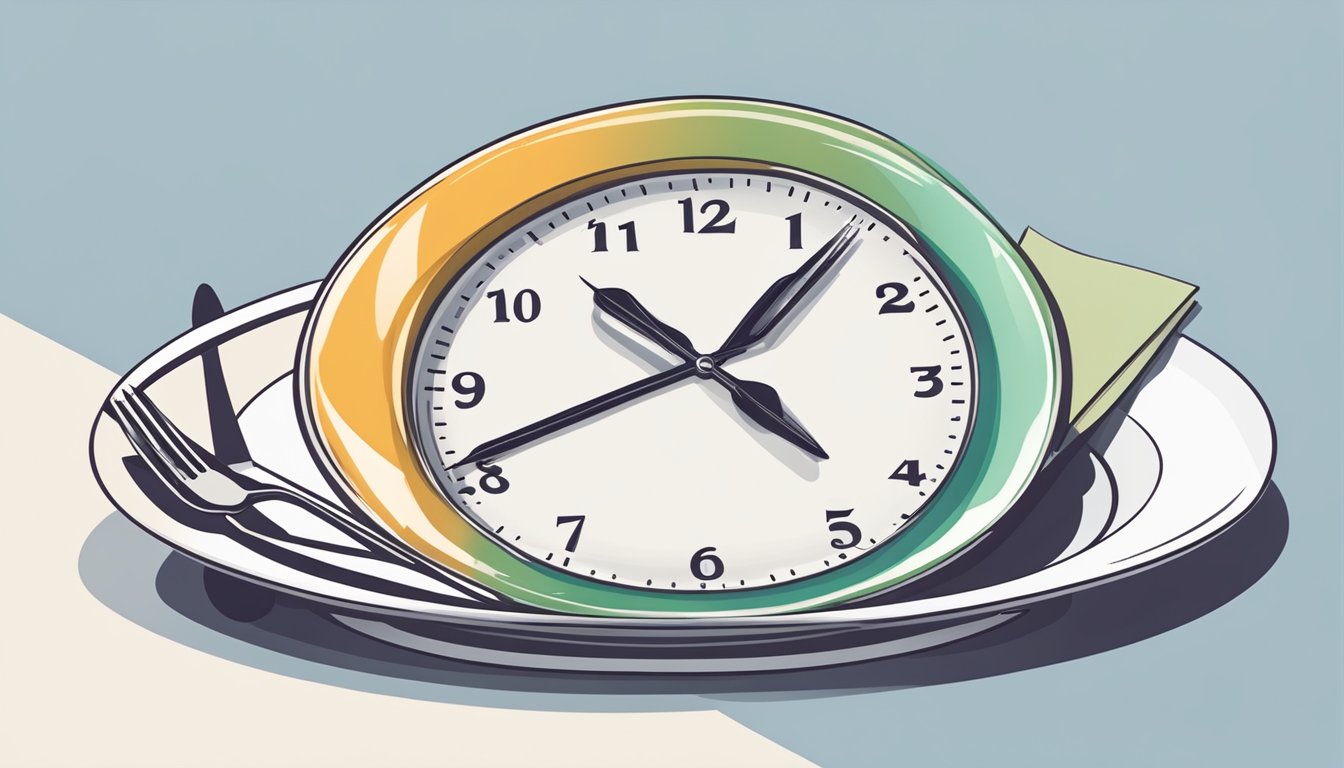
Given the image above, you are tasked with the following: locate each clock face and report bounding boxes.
[407,169,976,592]
[302,98,1062,616]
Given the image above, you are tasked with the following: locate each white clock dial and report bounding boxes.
[408,169,976,592]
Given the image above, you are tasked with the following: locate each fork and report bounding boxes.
[107,384,503,604]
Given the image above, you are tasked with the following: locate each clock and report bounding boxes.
[298,98,1063,617]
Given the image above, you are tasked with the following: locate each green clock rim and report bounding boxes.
[306,97,1064,617]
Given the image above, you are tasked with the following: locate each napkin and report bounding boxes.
[1019,228,1198,440]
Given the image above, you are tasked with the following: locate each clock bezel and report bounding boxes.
[403,165,981,594]
[297,98,1064,617]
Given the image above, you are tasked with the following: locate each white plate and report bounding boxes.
[90,283,1275,672]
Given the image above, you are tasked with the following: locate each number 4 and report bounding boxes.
[890,460,926,486]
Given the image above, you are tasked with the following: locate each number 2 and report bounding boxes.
[876,282,914,314]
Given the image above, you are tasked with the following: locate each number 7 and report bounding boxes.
[556,515,586,553]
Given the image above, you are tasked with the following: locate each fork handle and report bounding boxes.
[244,464,504,603]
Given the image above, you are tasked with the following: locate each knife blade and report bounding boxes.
[192,283,251,465]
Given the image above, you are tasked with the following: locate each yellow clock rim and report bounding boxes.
[296,97,1063,617]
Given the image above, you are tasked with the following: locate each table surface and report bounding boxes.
[0,315,817,768]
[1,2,1339,766]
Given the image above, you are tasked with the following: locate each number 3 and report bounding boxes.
[911,365,943,398]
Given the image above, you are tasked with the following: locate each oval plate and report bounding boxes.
[90,283,1274,672]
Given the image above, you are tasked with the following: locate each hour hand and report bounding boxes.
[706,370,828,460]
[580,276,697,360]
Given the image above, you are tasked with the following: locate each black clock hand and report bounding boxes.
[703,369,828,459]
[449,362,696,469]
[580,277,698,360]
[713,219,861,361]
[581,277,828,460]
[453,225,854,471]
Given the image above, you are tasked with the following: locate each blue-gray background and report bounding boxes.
[3,1,1340,765]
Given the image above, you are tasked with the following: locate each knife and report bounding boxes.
[193,284,252,465]
[191,285,345,543]
[192,283,281,620]
[192,282,283,544]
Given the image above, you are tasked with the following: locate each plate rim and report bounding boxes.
[88,283,1275,632]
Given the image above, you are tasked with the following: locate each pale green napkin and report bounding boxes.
[1019,228,1198,437]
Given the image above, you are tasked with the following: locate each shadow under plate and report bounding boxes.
[76,483,1287,708]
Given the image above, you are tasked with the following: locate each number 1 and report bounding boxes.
[589,219,638,252]
[786,212,803,249]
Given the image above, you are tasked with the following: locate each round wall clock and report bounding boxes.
[297,98,1063,617]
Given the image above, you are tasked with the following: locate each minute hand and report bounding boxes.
[449,363,695,469]
[713,220,860,362]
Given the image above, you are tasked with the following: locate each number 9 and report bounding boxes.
[451,371,485,408]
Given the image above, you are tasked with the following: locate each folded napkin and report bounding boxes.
[1019,228,1198,441]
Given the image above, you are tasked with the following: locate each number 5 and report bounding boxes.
[826,509,861,549]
